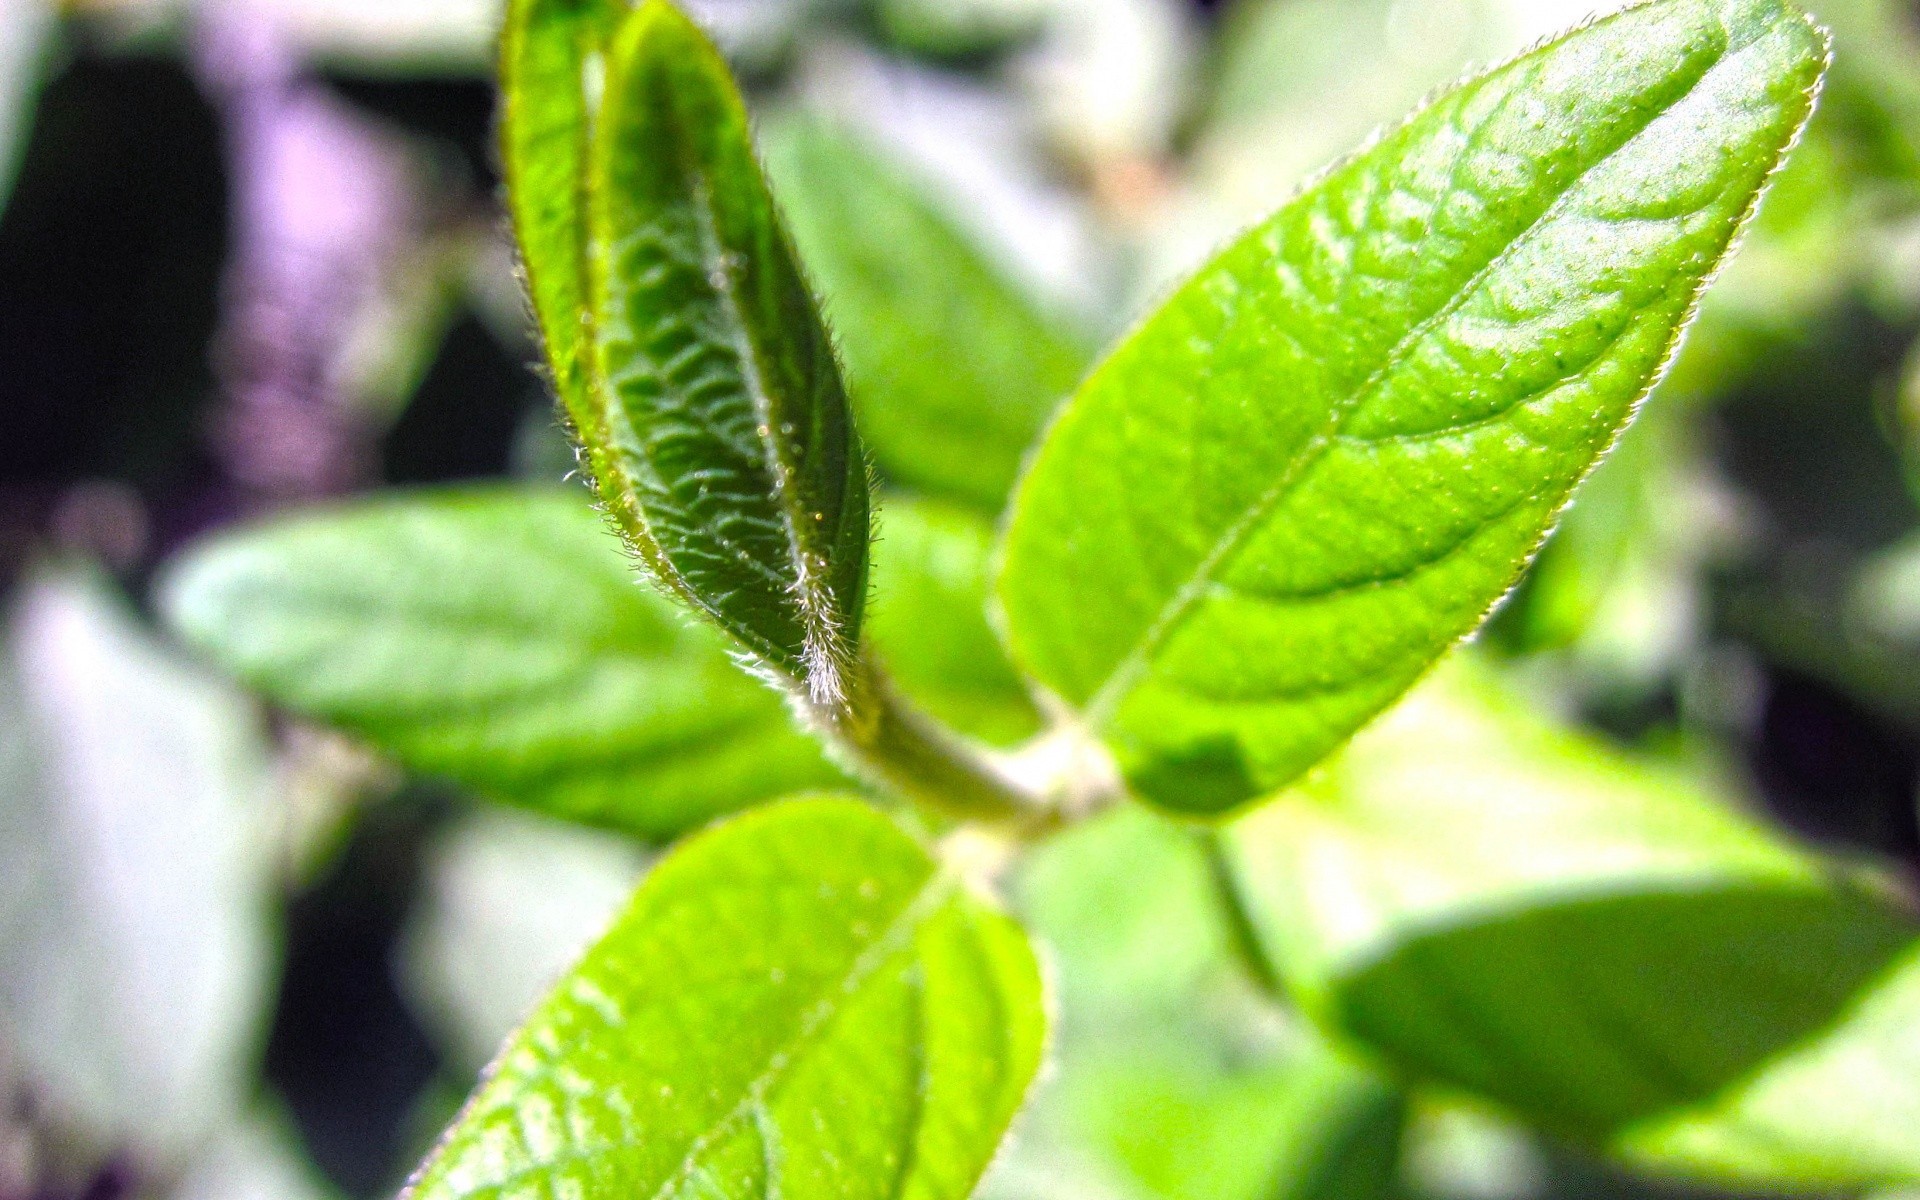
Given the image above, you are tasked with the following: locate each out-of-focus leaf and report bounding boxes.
[876,0,1047,59]
[1226,659,1920,1190]
[1045,1043,1407,1200]
[0,0,51,215]
[583,1,871,705]
[867,498,1042,746]
[979,805,1405,1200]
[1490,397,1722,691]
[174,1112,340,1200]
[407,796,1045,1200]
[1019,805,1236,1022]
[1853,532,1920,645]
[764,117,1089,514]
[161,489,847,840]
[400,808,647,1070]
[0,570,273,1166]
[999,0,1828,816]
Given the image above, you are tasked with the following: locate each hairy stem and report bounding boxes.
[822,655,1067,837]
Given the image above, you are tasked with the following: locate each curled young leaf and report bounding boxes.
[586,1,870,706]
[497,0,621,425]
[407,796,1046,1200]
[997,0,1829,815]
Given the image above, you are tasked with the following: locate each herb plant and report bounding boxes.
[158,0,1920,1195]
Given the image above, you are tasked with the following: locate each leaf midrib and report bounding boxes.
[1078,14,1736,727]
[640,870,955,1200]
[433,868,959,1200]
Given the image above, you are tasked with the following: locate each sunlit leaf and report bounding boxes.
[1226,659,1920,1190]
[498,0,621,426]
[407,796,1045,1200]
[999,0,1828,815]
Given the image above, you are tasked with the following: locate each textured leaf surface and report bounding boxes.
[588,1,869,704]
[1225,661,1920,1190]
[161,490,845,840]
[407,796,1045,1200]
[998,0,1828,814]
[867,499,1042,746]
[763,118,1089,513]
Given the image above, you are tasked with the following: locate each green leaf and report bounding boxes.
[867,498,1042,746]
[998,0,1828,815]
[1051,1045,1405,1200]
[1225,660,1920,1190]
[497,0,621,426]
[406,796,1046,1200]
[989,805,1405,1200]
[584,0,870,706]
[160,489,847,840]
[763,117,1089,513]
[0,0,52,216]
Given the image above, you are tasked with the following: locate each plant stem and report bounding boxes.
[1200,829,1290,1002]
[823,656,1067,838]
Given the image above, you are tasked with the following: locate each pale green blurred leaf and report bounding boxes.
[161,488,847,840]
[764,116,1089,514]
[982,805,1405,1200]
[0,0,51,214]
[867,498,1042,746]
[1227,659,1920,1190]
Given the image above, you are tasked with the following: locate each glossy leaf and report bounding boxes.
[867,498,1042,746]
[586,1,870,705]
[998,0,1828,814]
[160,489,846,840]
[406,796,1046,1200]
[763,117,1089,513]
[1225,660,1920,1190]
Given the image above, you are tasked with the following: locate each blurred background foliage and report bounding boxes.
[6,0,1920,1198]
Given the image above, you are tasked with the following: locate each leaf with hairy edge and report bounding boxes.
[763,117,1090,513]
[587,0,870,706]
[1225,660,1920,1190]
[867,498,1043,747]
[497,0,621,425]
[406,796,1046,1200]
[160,490,847,840]
[998,0,1828,815]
